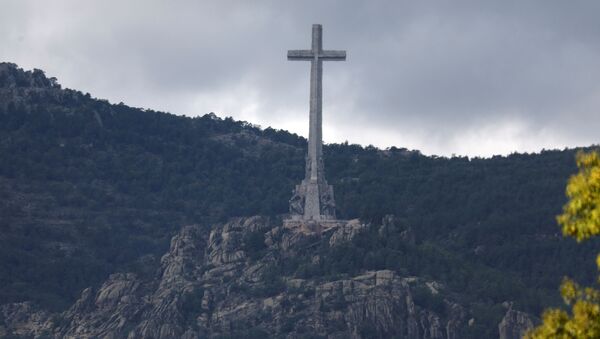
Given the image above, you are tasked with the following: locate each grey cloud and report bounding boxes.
[1,0,600,156]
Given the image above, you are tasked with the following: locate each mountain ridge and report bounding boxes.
[1,62,598,338]
[1,61,583,159]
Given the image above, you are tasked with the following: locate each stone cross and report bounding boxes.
[287,24,346,221]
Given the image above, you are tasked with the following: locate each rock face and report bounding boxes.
[1,216,467,338]
[328,219,366,246]
[0,302,52,338]
[498,306,538,339]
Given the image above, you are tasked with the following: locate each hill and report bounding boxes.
[0,63,598,338]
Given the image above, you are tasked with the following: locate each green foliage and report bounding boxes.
[180,287,205,327]
[358,322,379,338]
[0,64,597,329]
[457,303,506,339]
[412,285,445,315]
[243,230,267,260]
[557,151,600,241]
[213,327,270,339]
[527,151,600,339]
[248,264,286,298]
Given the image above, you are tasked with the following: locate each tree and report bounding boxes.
[526,151,600,338]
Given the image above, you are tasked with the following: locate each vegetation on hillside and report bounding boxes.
[526,151,600,338]
[0,63,598,336]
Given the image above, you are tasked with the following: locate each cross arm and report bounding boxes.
[288,50,314,60]
[320,50,346,61]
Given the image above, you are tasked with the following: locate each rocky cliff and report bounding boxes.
[0,216,481,338]
[0,216,539,338]
[498,304,538,339]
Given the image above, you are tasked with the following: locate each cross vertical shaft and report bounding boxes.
[309,24,322,182]
[287,24,346,221]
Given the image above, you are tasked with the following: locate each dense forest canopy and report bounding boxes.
[0,63,598,336]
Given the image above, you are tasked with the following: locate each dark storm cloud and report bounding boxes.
[2,0,600,156]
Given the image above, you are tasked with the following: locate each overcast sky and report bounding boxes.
[2,1,600,157]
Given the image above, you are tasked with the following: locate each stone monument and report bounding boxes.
[286,24,346,223]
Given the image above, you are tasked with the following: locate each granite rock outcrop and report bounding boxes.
[1,217,469,338]
[498,304,538,339]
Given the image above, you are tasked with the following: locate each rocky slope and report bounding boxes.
[3,63,580,338]
[1,217,537,338]
[497,304,539,339]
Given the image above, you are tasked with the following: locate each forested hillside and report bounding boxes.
[0,63,598,336]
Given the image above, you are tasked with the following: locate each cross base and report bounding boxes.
[283,218,347,235]
[289,180,336,221]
